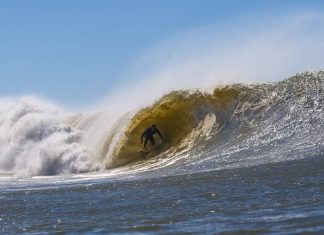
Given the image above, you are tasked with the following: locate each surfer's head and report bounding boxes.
[152,124,157,129]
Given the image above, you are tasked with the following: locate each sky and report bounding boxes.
[0,0,324,108]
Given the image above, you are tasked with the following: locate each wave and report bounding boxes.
[105,71,324,172]
[0,71,323,177]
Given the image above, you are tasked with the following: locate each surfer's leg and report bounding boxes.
[148,136,156,146]
[144,136,149,148]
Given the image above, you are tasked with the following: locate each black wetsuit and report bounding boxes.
[141,126,163,148]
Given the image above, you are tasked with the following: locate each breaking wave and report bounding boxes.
[0,71,323,177]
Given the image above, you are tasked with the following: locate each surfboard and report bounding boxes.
[138,142,164,154]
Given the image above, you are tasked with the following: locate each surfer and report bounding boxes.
[141,124,163,149]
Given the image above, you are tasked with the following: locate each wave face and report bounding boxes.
[0,71,323,177]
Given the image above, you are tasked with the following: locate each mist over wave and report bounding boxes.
[101,10,324,112]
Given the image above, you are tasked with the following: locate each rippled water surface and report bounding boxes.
[1,155,324,234]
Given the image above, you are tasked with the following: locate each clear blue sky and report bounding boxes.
[0,0,323,107]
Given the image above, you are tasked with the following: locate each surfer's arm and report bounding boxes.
[140,132,145,144]
[156,129,163,141]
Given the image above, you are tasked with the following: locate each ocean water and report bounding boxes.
[1,156,324,234]
[0,72,323,234]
